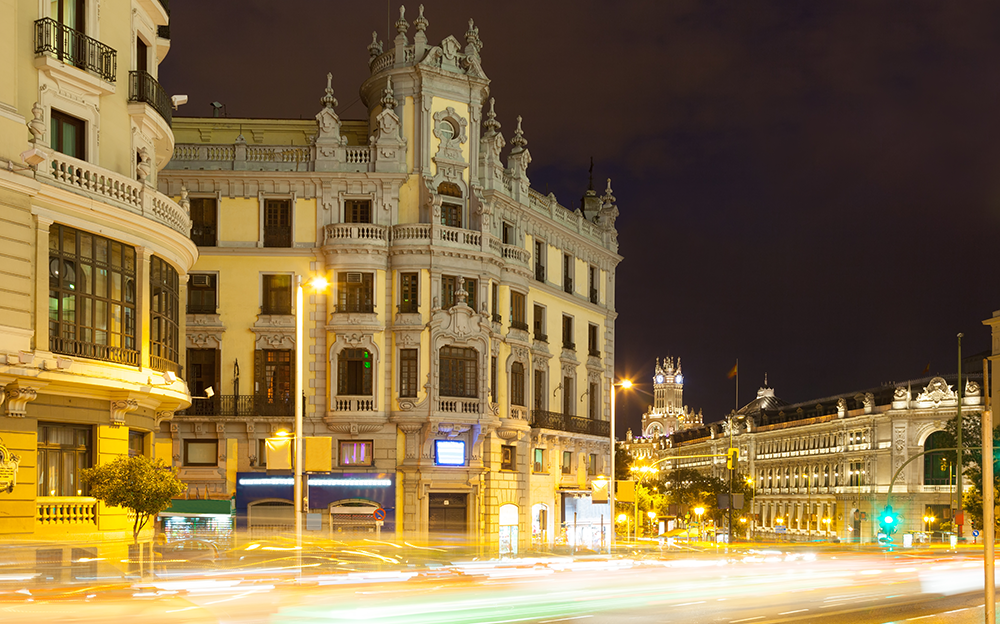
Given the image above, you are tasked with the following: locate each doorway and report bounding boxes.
[428,493,468,537]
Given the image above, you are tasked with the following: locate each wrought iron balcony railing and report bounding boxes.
[129,70,172,126]
[34,18,116,83]
[180,394,293,417]
[511,320,529,331]
[50,335,139,367]
[332,302,375,314]
[530,409,610,437]
[263,225,291,248]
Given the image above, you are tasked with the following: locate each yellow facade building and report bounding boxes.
[160,9,622,550]
[0,0,195,562]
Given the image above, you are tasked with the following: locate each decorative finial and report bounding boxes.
[321,72,338,109]
[414,4,428,32]
[455,276,468,305]
[465,18,482,53]
[368,31,383,58]
[381,76,397,110]
[483,98,501,134]
[764,373,768,386]
[396,5,409,36]
[510,115,527,150]
[602,178,615,204]
[28,102,45,144]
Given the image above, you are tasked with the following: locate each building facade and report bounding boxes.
[0,0,194,556]
[159,8,622,551]
[625,372,985,542]
[635,356,703,440]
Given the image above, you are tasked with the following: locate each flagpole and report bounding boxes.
[735,357,739,411]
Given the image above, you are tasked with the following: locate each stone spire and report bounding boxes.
[395,5,409,45]
[380,76,398,110]
[597,178,619,232]
[413,4,428,59]
[320,72,338,109]
[465,18,483,57]
[510,115,527,153]
[483,98,501,136]
[368,31,383,59]
[414,4,428,33]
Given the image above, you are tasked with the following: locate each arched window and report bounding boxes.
[438,182,463,227]
[338,348,373,395]
[924,431,953,485]
[510,362,525,406]
[440,346,478,398]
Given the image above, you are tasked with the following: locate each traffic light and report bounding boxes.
[726,448,739,469]
[879,505,901,535]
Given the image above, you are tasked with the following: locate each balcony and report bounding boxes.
[149,354,180,375]
[37,497,98,527]
[588,348,601,358]
[331,397,376,412]
[563,341,576,351]
[34,18,116,84]
[128,70,172,126]
[323,223,388,247]
[332,302,375,314]
[50,335,140,367]
[180,395,293,417]
[534,332,548,343]
[531,409,610,436]
[511,320,529,332]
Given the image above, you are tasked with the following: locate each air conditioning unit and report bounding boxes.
[191,274,211,287]
[534,462,542,472]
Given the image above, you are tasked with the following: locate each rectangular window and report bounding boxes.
[511,362,525,407]
[186,348,219,408]
[502,221,513,245]
[136,37,148,73]
[399,348,418,398]
[588,453,597,476]
[337,348,373,395]
[37,422,91,497]
[50,109,85,160]
[442,276,476,311]
[399,272,419,313]
[339,440,374,467]
[258,438,268,467]
[184,440,218,466]
[490,355,498,400]
[128,430,145,457]
[563,376,574,416]
[263,199,291,247]
[534,240,545,282]
[48,224,138,365]
[261,274,292,315]
[563,253,573,294]
[501,445,516,471]
[533,369,545,410]
[258,349,293,405]
[533,448,545,473]
[491,282,500,322]
[510,291,527,330]
[533,304,546,342]
[440,346,478,398]
[588,323,600,357]
[337,272,374,313]
[187,273,217,314]
[562,315,574,350]
[589,266,599,304]
[562,450,572,474]
[441,203,462,228]
[149,256,180,373]
[344,199,372,224]
[190,198,217,247]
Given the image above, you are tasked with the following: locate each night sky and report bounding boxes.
[160,1,1000,436]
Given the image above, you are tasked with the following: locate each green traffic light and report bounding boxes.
[884,516,893,524]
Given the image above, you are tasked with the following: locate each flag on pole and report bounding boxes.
[727,362,738,379]
[921,363,930,375]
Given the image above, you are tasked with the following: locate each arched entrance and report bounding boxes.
[499,504,519,555]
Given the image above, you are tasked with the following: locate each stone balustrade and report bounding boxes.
[37,497,98,526]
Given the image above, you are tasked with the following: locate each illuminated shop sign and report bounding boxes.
[435,440,466,466]
[237,477,391,487]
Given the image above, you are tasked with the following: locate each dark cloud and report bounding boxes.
[161,1,1000,434]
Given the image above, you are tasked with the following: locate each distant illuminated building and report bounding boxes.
[637,357,703,439]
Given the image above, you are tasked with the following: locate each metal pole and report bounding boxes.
[609,380,616,553]
[983,357,994,624]
[957,333,964,540]
[294,276,304,564]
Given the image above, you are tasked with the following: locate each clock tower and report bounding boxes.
[640,357,703,438]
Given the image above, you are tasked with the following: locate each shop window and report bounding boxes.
[439,346,478,398]
[261,274,292,314]
[37,422,91,497]
[337,348,373,396]
[184,440,218,466]
[501,445,516,471]
[48,224,137,365]
[339,440,374,467]
[399,348,418,398]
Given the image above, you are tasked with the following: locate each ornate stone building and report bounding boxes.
[0,0,194,554]
[625,374,984,542]
[636,357,703,441]
[159,7,622,551]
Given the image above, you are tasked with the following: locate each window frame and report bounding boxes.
[562,253,573,294]
[442,275,477,311]
[534,239,546,282]
[501,445,516,471]
[588,323,600,357]
[187,273,218,315]
[339,440,374,467]
[337,348,374,396]
[533,448,545,473]
[261,273,292,315]
[189,197,218,247]
[336,271,375,313]
[183,440,219,467]
[50,109,86,160]
[37,422,91,497]
[149,256,180,372]
[510,361,526,407]
[263,198,292,248]
[561,450,572,475]
[399,348,418,398]
[562,315,575,350]
[399,272,419,313]
[439,346,479,398]
[510,290,527,330]
[344,199,372,224]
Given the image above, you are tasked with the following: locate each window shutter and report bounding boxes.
[254,349,264,396]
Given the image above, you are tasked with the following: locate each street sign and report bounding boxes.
[775,525,786,533]
[373,508,386,521]
[974,530,981,537]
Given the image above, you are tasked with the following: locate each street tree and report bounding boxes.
[941,412,1000,531]
[82,455,187,544]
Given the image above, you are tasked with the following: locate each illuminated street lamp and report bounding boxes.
[694,506,705,541]
[647,510,657,537]
[610,378,633,551]
[923,514,935,533]
[295,274,329,555]
[822,517,832,534]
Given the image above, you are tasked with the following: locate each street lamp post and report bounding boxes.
[610,378,632,552]
[694,506,705,542]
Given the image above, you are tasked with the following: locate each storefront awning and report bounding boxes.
[161,499,233,516]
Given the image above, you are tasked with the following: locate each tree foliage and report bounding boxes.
[941,412,1000,531]
[82,455,187,543]
[660,467,756,537]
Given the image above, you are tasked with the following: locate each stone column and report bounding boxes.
[34,216,53,351]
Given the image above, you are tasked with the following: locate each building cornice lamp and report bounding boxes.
[610,378,632,551]
[294,274,329,557]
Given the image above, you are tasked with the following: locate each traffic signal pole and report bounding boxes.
[983,358,994,623]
